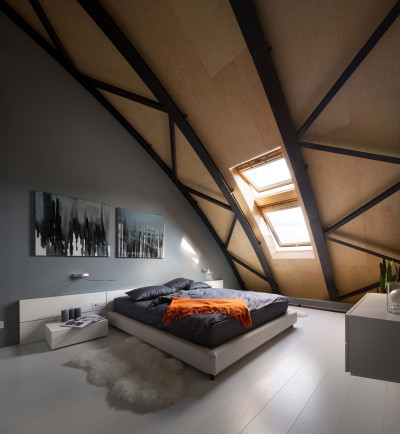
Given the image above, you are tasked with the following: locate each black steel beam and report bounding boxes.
[229,254,273,287]
[0,0,65,67]
[338,282,379,300]
[0,2,247,292]
[299,141,400,165]
[326,236,400,263]
[225,216,237,249]
[296,1,400,138]
[29,0,76,73]
[288,297,353,312]
[78,0,278,292]
[84,76,167,112]
[230,0,338,301]
[324,182,400,235]
[184,187,232,211]
[169,115,177,181]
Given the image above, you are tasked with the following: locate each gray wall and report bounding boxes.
[0,12,238,347]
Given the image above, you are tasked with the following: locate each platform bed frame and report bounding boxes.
[107,310,297,379]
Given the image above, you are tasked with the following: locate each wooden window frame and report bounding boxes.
[261,199,311,248]
[236,149,292,193]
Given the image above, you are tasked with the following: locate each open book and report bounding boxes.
[61,316,106,328]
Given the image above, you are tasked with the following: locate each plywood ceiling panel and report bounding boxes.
[227,222,264,275]
[272,259,328,300]
[175,127,228,204]
[254,0,397,131]
[305,19,400,155]
[333,200,400,257]
[327,241,379,294]
[193,197,234,243]
[233,263,271,293]
[5,0,54,47]
[38,0,155,99]
[99,90,172,169]
[168,0,246,78]
[101,0,282,176]
[302,149,400,229]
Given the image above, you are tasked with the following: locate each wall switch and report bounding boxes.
[0,321,4,329]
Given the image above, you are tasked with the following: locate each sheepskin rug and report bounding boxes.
[68,336,186,412]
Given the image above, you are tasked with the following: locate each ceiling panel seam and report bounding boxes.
[296,1,400,139]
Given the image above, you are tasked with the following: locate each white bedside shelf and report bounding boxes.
[45,319,108,350]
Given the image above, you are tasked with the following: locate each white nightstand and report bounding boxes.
[45,319,108,350]
[345,293,400,383]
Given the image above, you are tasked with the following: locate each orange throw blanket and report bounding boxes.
[162,297,252,328]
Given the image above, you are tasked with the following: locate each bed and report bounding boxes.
[107,278,297,378]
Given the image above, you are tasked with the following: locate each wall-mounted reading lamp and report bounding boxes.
[71,273,116,282]
[201,268,213,276]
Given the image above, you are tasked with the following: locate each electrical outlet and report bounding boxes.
[0,321,4,329]
[92,302,100,309]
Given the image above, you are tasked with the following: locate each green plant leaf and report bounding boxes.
[380,272,387,294]
[395,264,400,282]
[387,261,393,284]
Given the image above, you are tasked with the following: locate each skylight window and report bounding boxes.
[234,148,312,250]
[263,205,311,247]
[237,150,292,193]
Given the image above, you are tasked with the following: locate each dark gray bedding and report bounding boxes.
[114,287,289,348]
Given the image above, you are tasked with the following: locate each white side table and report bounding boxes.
[45,319,108,350]
[345,293,400,383]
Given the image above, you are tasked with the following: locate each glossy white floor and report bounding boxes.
[1,307,399,434]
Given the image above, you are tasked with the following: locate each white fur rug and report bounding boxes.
[68,336,186,412]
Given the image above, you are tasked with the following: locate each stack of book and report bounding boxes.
[61,315,106,328]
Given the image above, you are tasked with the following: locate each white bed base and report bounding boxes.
[107,310,297,378]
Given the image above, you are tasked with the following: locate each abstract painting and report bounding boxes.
[35,191,110,256]
[117,208,164,258]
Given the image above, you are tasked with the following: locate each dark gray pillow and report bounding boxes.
[189,281,212,290]
[163,277,193,291]
[126,285,177,301]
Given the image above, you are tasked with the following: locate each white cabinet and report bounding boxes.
[345,293,400,383]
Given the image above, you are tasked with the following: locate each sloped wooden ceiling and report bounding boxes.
[2,0,399,306]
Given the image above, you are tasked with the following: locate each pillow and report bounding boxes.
[189,281,212,290]
[126,285,177,301]
[163,277,193,291]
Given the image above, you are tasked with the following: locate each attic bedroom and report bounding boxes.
[0,0,399,432]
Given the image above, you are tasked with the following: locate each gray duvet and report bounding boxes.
[114,288,289,348]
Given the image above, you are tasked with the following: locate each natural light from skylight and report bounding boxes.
[181,238,197,255]
[243,158,291,192]
[264,206,310,246]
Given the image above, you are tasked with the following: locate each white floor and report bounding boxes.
[1,307,399,434]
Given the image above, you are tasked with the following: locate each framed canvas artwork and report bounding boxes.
[35,191,110,256]
[117,208,164,258]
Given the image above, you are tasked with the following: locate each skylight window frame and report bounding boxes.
[236,150,292,193]
[261,199,312,248]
